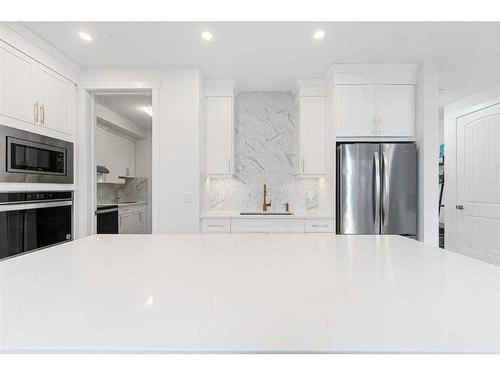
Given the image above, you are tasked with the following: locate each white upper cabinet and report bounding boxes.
[299,96,326,175]
[0,40,75,136]
[0,42,37,125]
[335,84,415,137]
[375,85,415,137]
[206,96,234,175]
[96,125,136,183]
[335,85,376,137]
[37,65,74,135]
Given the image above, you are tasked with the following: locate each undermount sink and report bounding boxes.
[240,212,294,216]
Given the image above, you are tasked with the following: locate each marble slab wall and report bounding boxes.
[202,91,324,213]
[97,178,148,204]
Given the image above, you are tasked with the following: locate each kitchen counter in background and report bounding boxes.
[199,211,334,219]
[200,211,335,233]
[0,234,498,353]
[97,202,147,208]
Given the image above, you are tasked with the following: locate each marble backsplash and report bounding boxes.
[97,178,148,204]
[202,91,323,213]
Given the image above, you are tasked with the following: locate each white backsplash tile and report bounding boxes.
[202,91,322,213]
[97,178,148,204]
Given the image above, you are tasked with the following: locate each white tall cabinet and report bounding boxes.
[206,96,234,175]
[295,82,327,176]
[299,96,326,175]
[335,84,415,137]
[205,80,237,176]
[0,40,75,136]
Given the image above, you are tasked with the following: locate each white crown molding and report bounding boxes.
[205,79,238,97]
[0,22,81,84]
[326,63,418,85]
[293,78,329,97]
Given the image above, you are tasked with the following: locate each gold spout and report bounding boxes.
[262,184,271,212]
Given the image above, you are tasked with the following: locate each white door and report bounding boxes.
[37,65,74,135]
[299,96,325,174]
[456,103,500,265]
[206,96,233,175]
[0,41,37,125]
[335,85,376,137]
[376,85,415,137]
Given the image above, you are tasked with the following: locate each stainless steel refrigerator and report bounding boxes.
[336,143,417,237]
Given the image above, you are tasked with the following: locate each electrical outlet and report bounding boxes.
[182,192,193,203]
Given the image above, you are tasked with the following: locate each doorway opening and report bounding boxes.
[79,84,158,237]
[93,92,153,234]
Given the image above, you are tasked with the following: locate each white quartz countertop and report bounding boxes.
[0,234,498,353]
[200,211,334,219]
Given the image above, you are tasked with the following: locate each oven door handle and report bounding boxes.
[0,200,72,212]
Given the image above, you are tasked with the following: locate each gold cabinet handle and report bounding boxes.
[40,105,45,125]
[34,102,39,123]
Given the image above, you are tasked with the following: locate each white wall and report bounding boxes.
[81,67,203,234]
[415,61,440,245]
[135,129,152,233]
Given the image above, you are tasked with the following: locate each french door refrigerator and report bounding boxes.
[336,143,417,237]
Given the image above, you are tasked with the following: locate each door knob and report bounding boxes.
[456,204,464,210]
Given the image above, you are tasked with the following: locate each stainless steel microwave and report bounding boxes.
[0,124,73,184]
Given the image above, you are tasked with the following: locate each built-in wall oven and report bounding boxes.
[0,124,73,184]
[0,191,73,261]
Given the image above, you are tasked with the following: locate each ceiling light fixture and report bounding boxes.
[201,31,213,41]
[313,30,325,40]
[142,106,153,117]
[78,31,93,42]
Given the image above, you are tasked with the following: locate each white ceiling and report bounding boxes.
[21,22,500,104]
[94,94,152,129]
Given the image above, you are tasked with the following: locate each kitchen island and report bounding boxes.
[0,234,498,353]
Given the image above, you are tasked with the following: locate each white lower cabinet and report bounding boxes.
[305,219,334,233]
[200,217,334,234]
[119,204,147,234]
[231,219,305,233]
[201,218,231,233]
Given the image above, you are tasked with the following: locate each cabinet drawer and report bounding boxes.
[305,219,334,233]
[201,218,231,233]
[231,219,305,233]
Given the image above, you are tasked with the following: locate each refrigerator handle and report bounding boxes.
[382,151,389,227]
[373,152,380,227]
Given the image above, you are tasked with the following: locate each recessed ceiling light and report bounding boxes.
[78,31,93,42]
[313,30,325,40]
[142,106,153,117]
[201,31,213,41]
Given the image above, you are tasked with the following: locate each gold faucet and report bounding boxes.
[283,202,290,213]
[262,184,271,212]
